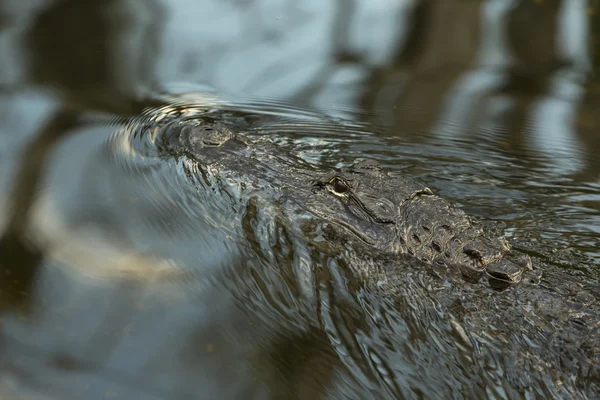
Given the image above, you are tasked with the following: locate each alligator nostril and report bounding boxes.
[196,125,232,146]
[515,255,533,270]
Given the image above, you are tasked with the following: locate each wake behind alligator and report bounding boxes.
[114,99,600,397]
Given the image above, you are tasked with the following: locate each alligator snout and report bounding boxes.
[485,253,533,289]
[187,124,234,147]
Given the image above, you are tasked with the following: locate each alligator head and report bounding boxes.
[310,159,533,289]
[159,120,247,163]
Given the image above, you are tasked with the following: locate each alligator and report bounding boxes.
[118,105,600,397]
[147,114,535,290]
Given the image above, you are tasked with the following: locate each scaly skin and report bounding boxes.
[310,160,534,289]
[148,114,536,290]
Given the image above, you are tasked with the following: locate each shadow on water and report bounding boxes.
[0,0,599,398]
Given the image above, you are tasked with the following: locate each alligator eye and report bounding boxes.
[330,178,349,195]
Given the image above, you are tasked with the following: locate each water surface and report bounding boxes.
[0,1,599,399]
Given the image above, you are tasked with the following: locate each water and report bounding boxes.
[0,0,599,398]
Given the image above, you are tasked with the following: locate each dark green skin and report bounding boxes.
[157,118,535,290]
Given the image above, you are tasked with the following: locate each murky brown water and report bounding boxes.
[0,1,599,399]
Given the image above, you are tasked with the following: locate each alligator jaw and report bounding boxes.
[317,215,376,246]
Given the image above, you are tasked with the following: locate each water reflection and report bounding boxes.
[0,0,599,398]
[0,0,165,309]
[25,0,165,110]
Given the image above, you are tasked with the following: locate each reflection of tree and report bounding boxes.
[0,110,78,310]
[27,0,165,111]
[489,0,565,150]
[497,0,600,178]
[353,0,600,179]
[0,5,167,397]
[0,0,164,308]
[574,5,600,179]
[0,7,169,398]
[356,0,564,143]
[358,0,483,138]
[288,0,365,106]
